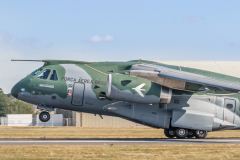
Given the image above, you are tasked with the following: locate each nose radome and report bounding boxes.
[11,83,19,99]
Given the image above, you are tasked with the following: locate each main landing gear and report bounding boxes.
[164,128,175,138]
[164,128,208,139]
[39,111,50,122]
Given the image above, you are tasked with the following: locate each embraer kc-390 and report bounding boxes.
[11,59,240,139]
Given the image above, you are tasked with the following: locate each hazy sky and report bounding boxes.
[1,0,240,93]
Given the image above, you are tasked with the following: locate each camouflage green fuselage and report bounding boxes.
[12,62,141,115]
[11,60,240,130]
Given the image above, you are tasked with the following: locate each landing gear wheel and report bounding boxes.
[194,130,208,139]
[164,129,175,138]
[39,111,50,122]
[187,130,195,138]
[175,128,188,139]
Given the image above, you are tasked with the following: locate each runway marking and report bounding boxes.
[177,139,240,142]
[0,141,165,143]
[0,139,239,143]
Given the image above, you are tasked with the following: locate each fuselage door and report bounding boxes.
[72,83,85,106]
[224,99,236,124]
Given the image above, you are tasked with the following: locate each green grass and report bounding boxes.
[0,127,239,159]
[0,126,239,139]
[0,145,239,159]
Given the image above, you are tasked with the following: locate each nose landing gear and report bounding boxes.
[39,111,50,122]
[37,105,54,123]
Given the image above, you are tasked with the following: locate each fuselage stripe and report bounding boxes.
[84,64,108,76]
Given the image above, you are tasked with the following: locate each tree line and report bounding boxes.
[0,88,34,117]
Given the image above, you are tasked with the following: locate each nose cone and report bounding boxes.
[11,83,19,99]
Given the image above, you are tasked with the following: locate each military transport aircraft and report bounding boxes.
[11,59,240,139]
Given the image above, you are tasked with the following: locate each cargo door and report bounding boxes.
[72,83,85,106]
[223,99,236,124]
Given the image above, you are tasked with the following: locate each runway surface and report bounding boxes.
[0,138,240,145]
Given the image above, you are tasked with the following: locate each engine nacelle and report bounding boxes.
[106,74,172,104]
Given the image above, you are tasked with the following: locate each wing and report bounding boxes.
[129,62,240,92]
[156,67,240,92]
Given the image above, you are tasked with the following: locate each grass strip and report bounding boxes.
[0,127,239,139]
[0,144,239,159]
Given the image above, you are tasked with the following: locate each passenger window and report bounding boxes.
[50,70,58,81]
[226,104,233,110]
[30,68,43,76]
[37,69,51,79]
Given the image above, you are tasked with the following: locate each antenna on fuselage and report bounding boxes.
[11,59,44,62]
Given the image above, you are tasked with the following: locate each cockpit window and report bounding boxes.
[50,70,58,81]
[30,68,43,76]
[37,69,51,79]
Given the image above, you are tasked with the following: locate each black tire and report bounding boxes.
[164,128,175,138]
[194,130,208,139]
[187,130,195,138]
[175,128,188,139]
[39,111,50,122]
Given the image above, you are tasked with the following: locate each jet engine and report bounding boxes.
[106,74,172,104]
